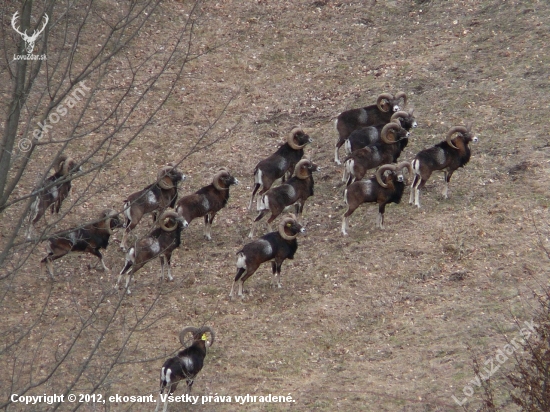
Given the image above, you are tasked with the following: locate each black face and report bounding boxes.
[397,115,416,130]
[395,171,405,183]
[176,218,185,230]
[461,132,478,144]
[285,220,305,236]
[66,160,82,173]
[295,131,312,146]
[224,175,239,186]
[383,97,402,112]
[390,99,400,112]
[397,129,410,140]
[170,170,186,185]
[309,163,320,172]
[111,215,124,229]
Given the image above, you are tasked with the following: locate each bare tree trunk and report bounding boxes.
[0,0,32,208]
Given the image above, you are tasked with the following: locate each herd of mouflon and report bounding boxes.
[26,91,477,406]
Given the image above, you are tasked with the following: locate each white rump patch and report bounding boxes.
[237,252,247,268]
[344,139,352,155]
[124,201,132,221]
[344,159,354,181]
[254,169,263,185]
[51,185,59,200]
[126,247,136,264]
[412,159,420,174]
[258,195,269,211]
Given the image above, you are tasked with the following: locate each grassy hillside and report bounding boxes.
[2,0,550,411]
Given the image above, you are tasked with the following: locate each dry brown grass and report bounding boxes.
[3,0,550,411]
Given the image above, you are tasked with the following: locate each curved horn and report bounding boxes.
[375,164,397,188]
[287,127,307,150]
[278,215,299,240]
[54,154,68,173]
[62,157,76,175]
[396,161,413,179]
[179,326,200,346]
[286,127,307,150]
[446,126,468,150]
[157,166,175,189]
[198,326,215,347]
[395,91,407,107]
[294,159,311,179]
[212,169,230,190]
[390,110,410,124]
[159,211,179,232]
[376,93,394,112]
[165,162,182,174]
[100,209,118,234]
[380,122,401,144]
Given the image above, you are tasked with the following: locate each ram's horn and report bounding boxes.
[380,122,401,144]
[294,159,311,179]
[446,126,468,150]
[396,161,413,182]
[376,93,394,112]
[375,164,397,188]
[278,215,300,240]
[287,127,309,150]
[157,166,175,189]
[394,91,407,108]
[101,209,118,234]
[54,154,69,174]
[179,326,200,346]
[62,157,79,175]
[212,169,230,190]
[390,110,409,124]
[198,326,215,347]
[159,211,179,232]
